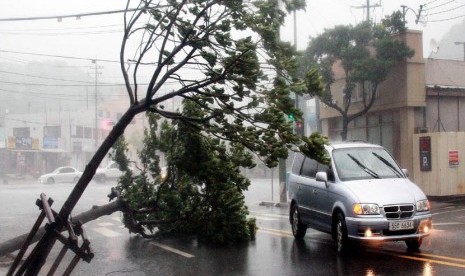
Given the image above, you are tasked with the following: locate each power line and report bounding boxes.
[423,0,439,6]
[0,70,95,84]
[424,0,456,11]
[0,4,173,22]
[0,23,124,32]
[427,3,465,16]
[0,115,45,125]
[0,8,142,22]
[0,29,122,36]
[0,80,124,87]
[0,49,120,63]
[424,13,465,22]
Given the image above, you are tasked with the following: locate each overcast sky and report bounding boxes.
[0,0,464,79]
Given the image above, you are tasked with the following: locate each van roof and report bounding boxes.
[327,141,383,150]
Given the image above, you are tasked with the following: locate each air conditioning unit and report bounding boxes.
[415,127,428,134]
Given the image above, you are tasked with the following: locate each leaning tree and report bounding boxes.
[301,11,414,140]
[16,0,327,274]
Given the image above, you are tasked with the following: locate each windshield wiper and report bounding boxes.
[347,154,380,179]
[371,152,404,178]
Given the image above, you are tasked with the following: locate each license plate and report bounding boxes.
[389,220,414,231]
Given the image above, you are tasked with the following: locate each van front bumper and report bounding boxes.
[345,213,432,241]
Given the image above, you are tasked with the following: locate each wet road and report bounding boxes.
[1,179,465,275]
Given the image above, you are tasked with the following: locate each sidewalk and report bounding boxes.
[429,194,465,209]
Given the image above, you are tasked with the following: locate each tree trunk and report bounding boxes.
[0,199,124,258]
[23,107,138,274]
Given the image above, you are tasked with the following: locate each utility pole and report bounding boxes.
[91,60,103,149]
[352,0,381,22]
[401,5,423,24]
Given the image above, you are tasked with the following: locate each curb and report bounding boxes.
[259,201,289,208]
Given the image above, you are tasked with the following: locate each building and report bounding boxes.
[313,30,465,196]
[424,58,465,133]
[318,30,426,174]
[0,109,112,178]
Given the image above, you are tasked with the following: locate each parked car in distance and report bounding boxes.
[95,161,133,182]
[39,166,82,184]
[287,141,432,253]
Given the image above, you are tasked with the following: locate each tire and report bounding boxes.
[405,238,422,251]
[47,177,55,184]
[73,177,79,184]
[290,204,307,239]
[334,212,350,254]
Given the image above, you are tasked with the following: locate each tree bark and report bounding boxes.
[0,199,124,257]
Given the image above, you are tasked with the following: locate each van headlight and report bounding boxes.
[353,203,380,215]
[416,199,430,212]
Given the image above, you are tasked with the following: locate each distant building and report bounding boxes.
[318,30,426,174]
[424,58,465,133]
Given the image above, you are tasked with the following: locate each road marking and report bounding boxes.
[378,250,465,269]
[252,216,280,221]
[97,222,115,227]
[433,222,465,226]
[258,227,293,237]
[260,226,465,270]
[110,216,121,222]
[433,208,465,216]
[150,242,195,258]
[415,252,465,263]
[92,227,122,237]
[249,212,288,219]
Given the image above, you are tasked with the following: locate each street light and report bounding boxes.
[454,41,465,61]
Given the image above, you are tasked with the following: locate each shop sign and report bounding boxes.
[419,136,431,171]
[7,136,16,149]
[16,137,32,149]
[449,150,459,167]
[43,136,58,149]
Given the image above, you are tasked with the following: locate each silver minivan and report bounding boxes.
[287,142,432,253]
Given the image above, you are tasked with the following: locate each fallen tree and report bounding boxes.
[10,1,329,273]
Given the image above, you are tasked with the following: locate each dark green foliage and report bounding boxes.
[115,101,259,245]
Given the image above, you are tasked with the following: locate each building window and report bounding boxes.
[352,81,379,103]
[43,126,61,138]
[13,127,30,138]
[74,126,83,138]
[84,127,92,139]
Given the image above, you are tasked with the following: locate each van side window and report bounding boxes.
[291,153,305,174]
[301,157,318,178]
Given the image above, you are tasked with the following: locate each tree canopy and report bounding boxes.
[113,100,257,245]
[300,11,414,140]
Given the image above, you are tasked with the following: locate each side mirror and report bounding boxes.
[316,171,329,187]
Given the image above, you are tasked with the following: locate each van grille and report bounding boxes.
[383,204,414,219]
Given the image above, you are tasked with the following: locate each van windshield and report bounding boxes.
[332,147,404,181]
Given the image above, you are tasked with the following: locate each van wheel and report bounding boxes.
[291,204,307,239]
[334,212,350,254]
[405,238,422,251]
